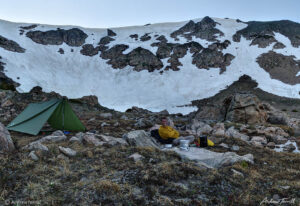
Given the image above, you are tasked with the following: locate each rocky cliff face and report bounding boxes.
[0,16,300,113]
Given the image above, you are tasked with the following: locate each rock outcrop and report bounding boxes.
[224,93,268,124]
[80,44,101,56]
[101,46,163,72]
[192,48,234,73]
[171,16,224,41]
[233,20,300,47]
[26,28,88,46]
[256,51,300,85]
[0,35,25,53]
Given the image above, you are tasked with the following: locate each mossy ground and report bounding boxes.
[1,137,299,205]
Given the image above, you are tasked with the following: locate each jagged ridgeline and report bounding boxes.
[0,16,300,113]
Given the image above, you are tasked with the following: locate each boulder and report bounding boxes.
[250,141,264,148]
[263,127,289,138]
[22,141,48,152]
[267,108,289,125]
[250,136,267,145]
[173,147,254,168]
[134,118,153,128]
[70,132,84,143]
[225,126,249,142]
[39,130,67,143]
[271,135,288,144]
[267,142,276,149]
[97,134,128,146]
[59,146,77,157]
[224,93,267,124]
[212,123,225,137]
[69,136,81,143]
[193,106,224,122]
[83,133,104,146]
[122,130,160,149]
[0,122,15,153]
[190,120,213,135]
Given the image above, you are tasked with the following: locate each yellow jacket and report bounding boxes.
[158,126,179,140]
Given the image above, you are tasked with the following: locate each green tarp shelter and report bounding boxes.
[7,98,85,135]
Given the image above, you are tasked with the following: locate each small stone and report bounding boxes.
[57,154,69,161]
[59,146,77,157]
[28,151,39,161]
[250,136,267,145]
[51,130,65,136]
[99,113,113,119]
[58,48,64,54]
[75,132,85,141]
[101,122,110,127]
[231,168,244,177]
[87,117,96,122]
[1,99,13,107]
[220,143,229,149]
[231,145,240,151]
[266,142,275,149]
[129,153,144,162]
[279,185,290,190]
[69,136,81,143]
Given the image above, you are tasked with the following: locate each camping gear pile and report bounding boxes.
[192,135,215,147]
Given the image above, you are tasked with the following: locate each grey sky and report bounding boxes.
[0,0,299,28]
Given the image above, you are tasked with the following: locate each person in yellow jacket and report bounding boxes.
[150,117,179,144]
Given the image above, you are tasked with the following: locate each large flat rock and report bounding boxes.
[173,147,254,168]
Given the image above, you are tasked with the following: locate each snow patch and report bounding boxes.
[274,140,300,153]
[1,18,300,115]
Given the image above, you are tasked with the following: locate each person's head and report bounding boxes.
[161,117,168,126]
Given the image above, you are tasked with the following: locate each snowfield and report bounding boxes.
[0,18,300,114]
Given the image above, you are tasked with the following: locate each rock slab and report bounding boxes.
[0,122,15,153]
[173,147,254,168]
